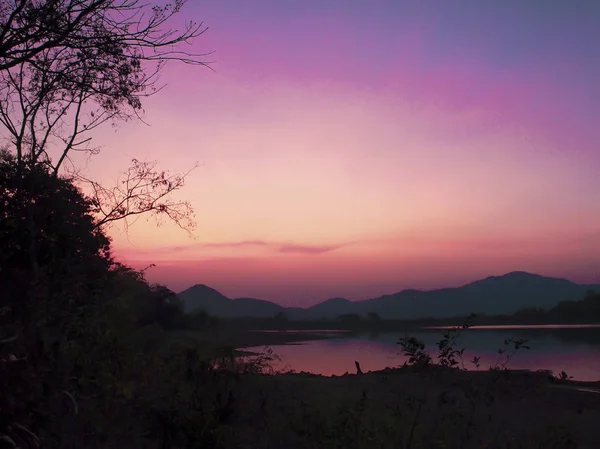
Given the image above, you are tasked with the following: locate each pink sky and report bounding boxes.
[84,1,600,306]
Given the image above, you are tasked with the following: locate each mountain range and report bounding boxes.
[178,271,600,320]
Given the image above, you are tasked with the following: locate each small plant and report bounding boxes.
[399,315,476,370]
[556,370,573,381]
[489,338,530,371]
[437,314,476,369]
[397,336,432,368]
[212,346,282,375]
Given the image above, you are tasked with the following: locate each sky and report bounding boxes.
[88,0,600,306]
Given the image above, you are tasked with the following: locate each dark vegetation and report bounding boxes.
[492,291,600,324]
[206,291,600,338]
[1,2,599,448]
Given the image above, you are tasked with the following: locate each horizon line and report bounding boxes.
[178,270,596,304]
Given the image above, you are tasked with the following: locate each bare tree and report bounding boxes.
[0,0,212,171]
[80,158,199,234]
[0,0,212,238]
[0,0,210,71]
[0,0,213,275]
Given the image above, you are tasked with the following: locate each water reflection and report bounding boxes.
[245,326,600,381]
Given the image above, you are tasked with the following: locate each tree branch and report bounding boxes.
[78,158,199,234]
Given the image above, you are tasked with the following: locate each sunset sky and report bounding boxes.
[90,0,600,306]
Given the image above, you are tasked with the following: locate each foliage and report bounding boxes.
[489,338,531,371]
[337,313,363,322]
[0,0,211,71]
[278,370,581,449]
[0,145,208,447]
[0,0,210,169]
[398,314,531,375]
[436,314,475,369]
[483,292,600,325]
[0,148,112,314]
[213,346,283,375]
[397,315,476,370]
[397,336,432,368]
[367,312,382,321]
[0,0,207,237]
[0,160,587,448]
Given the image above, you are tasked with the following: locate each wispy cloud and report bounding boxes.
[278,243,343,254]
[171,240,269,252]
[117,239,348,258]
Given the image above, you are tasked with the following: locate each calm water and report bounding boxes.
[245,325,600,381]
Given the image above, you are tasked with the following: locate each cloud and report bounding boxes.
[171,240,269,251]
[278,243,343,255]
[117,239,348,258]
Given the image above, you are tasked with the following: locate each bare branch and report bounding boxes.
[0,0,212,174]
[0,0,214,71]
[0,0,208,237]
[77,158,200,234]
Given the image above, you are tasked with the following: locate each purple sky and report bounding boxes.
[88,0,600,305]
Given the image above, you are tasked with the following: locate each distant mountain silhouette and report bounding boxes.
[179,284,228,313]
[305,297,355,318]
[179,284,285,318]
[178,272,600,320]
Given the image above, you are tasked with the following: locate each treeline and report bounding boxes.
[219,292,600,332]
[0,2,249,447]
[481,291,600,325]
[0,150,244,448]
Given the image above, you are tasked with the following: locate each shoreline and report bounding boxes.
[223,363,600,448]
[169,325,600,383]
[295,365,600,390]
[219,317,600,331]
[235,351,600,388]
[229,323,600,349]
[165,328,600,446]
[228,327,600,384]
[231,329,350,348]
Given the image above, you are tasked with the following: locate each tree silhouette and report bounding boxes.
[274,311,288,321]
[0,0,211,271]
[0,3,218,447]
[0,1,211,70]
[337,313,362,322]
[367,312,382,321]
[80,158,199,234]
[1,0,211,171]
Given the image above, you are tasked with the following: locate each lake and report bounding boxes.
[244,325,600,381]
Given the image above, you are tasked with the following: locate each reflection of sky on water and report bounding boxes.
[245,327,600,381]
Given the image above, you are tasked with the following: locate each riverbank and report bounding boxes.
[215,315,600,333]
[203,365,600,448]
[163,327,351,355]
[156,327,600,448]
[166,324,600,377]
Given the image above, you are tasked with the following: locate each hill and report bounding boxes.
[178,271,600,320]
[179,284,289,318]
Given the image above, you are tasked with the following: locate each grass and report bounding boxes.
[153,318,600,449]
[174,362,598,449]
[10,312,594,448]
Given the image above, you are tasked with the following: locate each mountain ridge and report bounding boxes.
[178,271,600,320]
